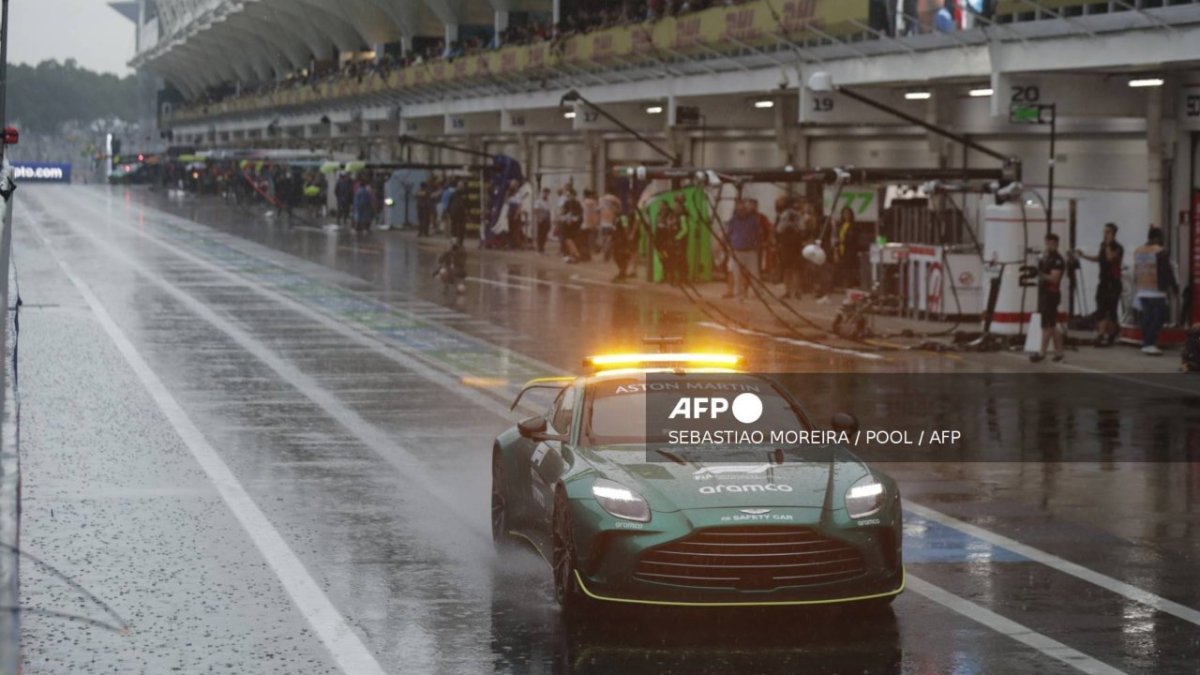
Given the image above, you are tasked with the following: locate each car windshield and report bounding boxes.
[584,374,808,446]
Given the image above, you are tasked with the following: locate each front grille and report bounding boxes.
[634,526,867,591]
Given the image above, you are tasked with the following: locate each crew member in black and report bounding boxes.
[1031,233,1067,363]
[1077,222,1124,346]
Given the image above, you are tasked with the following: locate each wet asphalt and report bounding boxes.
[10,184,1200,674]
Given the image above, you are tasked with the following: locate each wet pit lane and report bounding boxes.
[12,185,1200,674]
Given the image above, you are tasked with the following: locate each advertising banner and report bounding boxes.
[11,163,72,183]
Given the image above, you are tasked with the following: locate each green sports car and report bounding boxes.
[490,353,904,617]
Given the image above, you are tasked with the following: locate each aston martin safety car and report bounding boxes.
[490,352,904,617]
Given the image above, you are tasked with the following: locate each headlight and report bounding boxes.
[845,476,885,519]
[592,478,651,522]
[384,197,395,206]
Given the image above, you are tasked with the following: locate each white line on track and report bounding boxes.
[27,214,387,675]
[567,273,630,289]
[504,273,584,291]
[33,196,493,540]
[906,575,1127,675]
[698,321,885,361]
[466,276,532,290]
[57,188,538,418]
[999,351,1200,396]
[907,501,1200,627]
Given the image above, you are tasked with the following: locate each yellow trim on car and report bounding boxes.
[521,376,576,387]
[573,567,905,607]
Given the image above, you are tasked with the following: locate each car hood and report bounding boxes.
[580,445,871,512]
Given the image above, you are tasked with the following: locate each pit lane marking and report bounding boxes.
[466,276,533,290]
[906,575,1126,675]
[907,501,1200,627]
[62,188,551,413]
[30,216,387,675]
[41,199,493,541]
[698,321,885,361]
[504,273,585,291]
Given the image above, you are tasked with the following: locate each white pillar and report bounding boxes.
[495,11,509,46]
[553,0,561,27]
[1148,85,1165,233]
[445,23,459,47]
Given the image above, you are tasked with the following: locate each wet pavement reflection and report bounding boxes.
[12,185,1200,674]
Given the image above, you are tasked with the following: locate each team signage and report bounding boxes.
[11,162,72,183]
[799,87,921,125]
[400,117,440,135]
[570,102,622,131]
[500,110,529,133]
[990,73,1142,119]
[444,113,499,136]
[1179,85,1200,131]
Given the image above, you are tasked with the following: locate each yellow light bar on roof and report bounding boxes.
[584,353,742,370]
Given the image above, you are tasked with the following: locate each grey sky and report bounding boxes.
[9,0,135,75]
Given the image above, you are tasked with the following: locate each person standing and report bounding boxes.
[505,183,526,250]
[752,199,775,283]
[670,194,692,284]
[655,208,686,286]
[438,179,456,235]
[554,186,568,256]
[1076,222,1124,346]
[1030,233,1066,363]
[352,178,375,235]
[796,201,819,297]
[599,193,621,261]
[580,189,599,262]
[447,180,469,243]
[416,180,433,237]
[775,197,804,300]
[611,206,634,281]
[834,206,860,289]
[335,172,354,227]
[560,188,584,263]
[722,200,761,301]
[1132,227,1179,355]
[534,187,553,254]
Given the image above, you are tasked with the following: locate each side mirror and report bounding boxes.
[831,412,859,435]
[518,415,548,439]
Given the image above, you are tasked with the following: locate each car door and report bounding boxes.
[528,384,578,530]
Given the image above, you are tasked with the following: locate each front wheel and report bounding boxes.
[552,489,591,620]
[491,451,515,550]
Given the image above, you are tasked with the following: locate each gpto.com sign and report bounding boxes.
[10,162,72,183]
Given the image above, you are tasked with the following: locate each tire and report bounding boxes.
[552,488,590,620]
[491,450,515,550]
